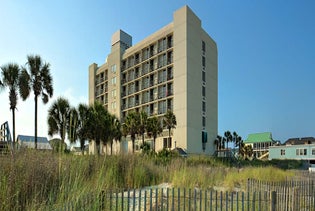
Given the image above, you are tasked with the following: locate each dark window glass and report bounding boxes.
[202,41,206,52]
[202,101,206,112]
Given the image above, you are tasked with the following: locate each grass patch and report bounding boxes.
[0,150,303,209]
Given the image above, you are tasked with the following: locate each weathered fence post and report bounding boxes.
[144,190,147,211]
[270,191,276,211]
[138,189,141,211]
[121,189,124,210]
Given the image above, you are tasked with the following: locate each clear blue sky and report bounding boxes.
[1,0,314,142]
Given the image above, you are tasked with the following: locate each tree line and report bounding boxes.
[47,97,177,155]
[214,131,253,159]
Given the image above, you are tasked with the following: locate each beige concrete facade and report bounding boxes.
[88,5,218,155]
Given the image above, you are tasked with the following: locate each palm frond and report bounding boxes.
[18,68,31,100]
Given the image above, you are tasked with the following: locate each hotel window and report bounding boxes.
[202,116,206,127]
[111,64,116,73]
[202,86,206,97]
[202,41,206,53]
[312,148,315,155]
[280,149,285,155]
[202,71,206,83]
[158,100,167,114]
[163,137,172,148]
[202,56,206,67]
[111,89,116,98]
[111,101,116,110]
[111,77,117,85]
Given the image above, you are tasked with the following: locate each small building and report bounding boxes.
[269,137,315,171]
[269,144,315,161]
[17,135,52,150]
[244,132,274,159]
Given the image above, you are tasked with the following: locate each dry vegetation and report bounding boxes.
[0,150,300,210]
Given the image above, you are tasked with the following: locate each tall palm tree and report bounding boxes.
[214,135,223,151]
[85,102,111,155]
[163,109,176,148]
[138,111,148,146]
[232,131,243,154]
[1,63,21,149]
[77,103,89,154]
[68,107,79,144]
[147,116,162,151]
[109,115,121,155]
[47,97,70,151]
[124,111,139,153]
[224,131,232,149]
[19,55,53,149]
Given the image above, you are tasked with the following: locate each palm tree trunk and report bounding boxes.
[132,138,135,153]
[153,137,155,152]
[34,96,38,149]
[80,139,84,155]
[168,128,171,149]
[132,139,134,153]
[12,109,15,150]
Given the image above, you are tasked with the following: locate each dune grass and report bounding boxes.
[0,150,301,210]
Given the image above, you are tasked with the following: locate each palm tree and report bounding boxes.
[232,131,243,154]
[85,102,111,155]
[124,111,139,153]
[68,107,79,144]
[1,63,21,149]
[19,55,53,149]
[214,135,223,151]
[138,111,148,146]
[224,131,232,149]
[109,115,121,155]
[147,116,163,151]
[47,97,70,151]
[77,103,89,154]
[163,109,176,149]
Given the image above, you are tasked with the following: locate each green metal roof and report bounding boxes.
[244,132,273,143]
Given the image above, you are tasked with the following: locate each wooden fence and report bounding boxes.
[54,188,277,210]
[51,175,315,210]
[247,178,315,211]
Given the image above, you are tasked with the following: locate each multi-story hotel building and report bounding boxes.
[88,5,218,155]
